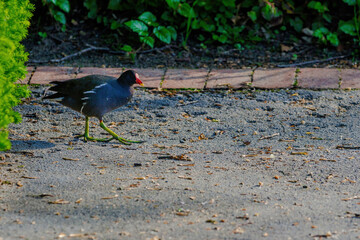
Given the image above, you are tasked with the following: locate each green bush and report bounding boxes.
[0,0,33,151]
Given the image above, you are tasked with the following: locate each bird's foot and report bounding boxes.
[110,135,144,145]
[75,134,113,142]
[99,121,145,145]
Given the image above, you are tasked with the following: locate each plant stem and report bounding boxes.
[183,0,199,47]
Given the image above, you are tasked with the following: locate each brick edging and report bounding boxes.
[23,66,360,89]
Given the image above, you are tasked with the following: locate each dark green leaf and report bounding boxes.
[247,11,257,22]
[191,19,200,29]
[121,45,132,52]
[326,33,339,46]
[139,12,157,26]
[38,32,47,38]
[103,16,108,26]
[234,43,243,50]
[307,1,328,13]
[339,20,356,36]
[161,11,173,22]
[111,21,122,30]
[177,3,195,18]
[166,0,180,9]
[218,34,228,43]
[108,0,122,10]
[61,24,66,32]
[55,0,70,13]
[138,31,149,37]
[222,0,235,7]
[84,0,97,19]
[140,36,155,48]
[96,15,102,23]
[323,13,332,23]
[125,20,148,34]
[343,0,356,6]
[197,34,205,41]
[261,4,282,21]
[313,27,328,43]
[53,11,66,25]
[289,17,303,32]
[212,34,227,43]
[166,26,177,41]
[200,20,215,32]
[153,26,171,44]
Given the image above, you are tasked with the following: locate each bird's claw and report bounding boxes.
[75,134,143,145]
[75,134,113,142]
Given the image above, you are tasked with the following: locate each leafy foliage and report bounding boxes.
[42,0,70,31]
[39,0,360,49]
[0,0,33,151]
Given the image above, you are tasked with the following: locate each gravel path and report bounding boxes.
[1,87,359,239]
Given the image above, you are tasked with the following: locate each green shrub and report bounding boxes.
[37,0,360,49]
[41,0,70,31]
[0,0,33,151]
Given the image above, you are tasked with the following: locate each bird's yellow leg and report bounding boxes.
[99,120,144,144]
[76,117,113,142]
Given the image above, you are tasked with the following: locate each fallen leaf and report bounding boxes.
[198,134,207,140]
[341,196,360,201]
[158,154,193,161]
[280,44,293,52]
[233,227,245,234]
[62,157,79,161]
[134,177,146,180]
[69,233,86,238]
[206,219,217,224]
[177,163,195,167]
[21,176,38,179]
[49,199,70,204]
[58,233,67,238]
[178,176,192,180]
[291,152,308,155]
[175,211,190,216]
[101,195,118,200]
[319,158,336,162]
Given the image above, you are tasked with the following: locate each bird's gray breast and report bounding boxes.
[81,82,132,119]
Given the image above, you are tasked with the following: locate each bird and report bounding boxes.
[43,70,144,145]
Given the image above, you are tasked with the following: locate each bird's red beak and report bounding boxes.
[135,73,144,86]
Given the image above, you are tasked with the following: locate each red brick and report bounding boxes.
[206,69,251,89]
[340,69,360,89]
[253,68,295,89]
[76,67,124,79]
[297,68,340,89]
[162,69,207,89]
[132,68,164,88]
[30,66,78,84]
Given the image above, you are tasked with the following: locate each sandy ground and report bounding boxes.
[0,86,359,240]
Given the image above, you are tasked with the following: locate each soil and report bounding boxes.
[23,23,358,70]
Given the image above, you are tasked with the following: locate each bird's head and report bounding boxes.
[118,70,144,86]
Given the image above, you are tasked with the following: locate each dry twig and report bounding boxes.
[277,54,351,68]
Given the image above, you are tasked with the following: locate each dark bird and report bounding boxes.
[43,70,144,145]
